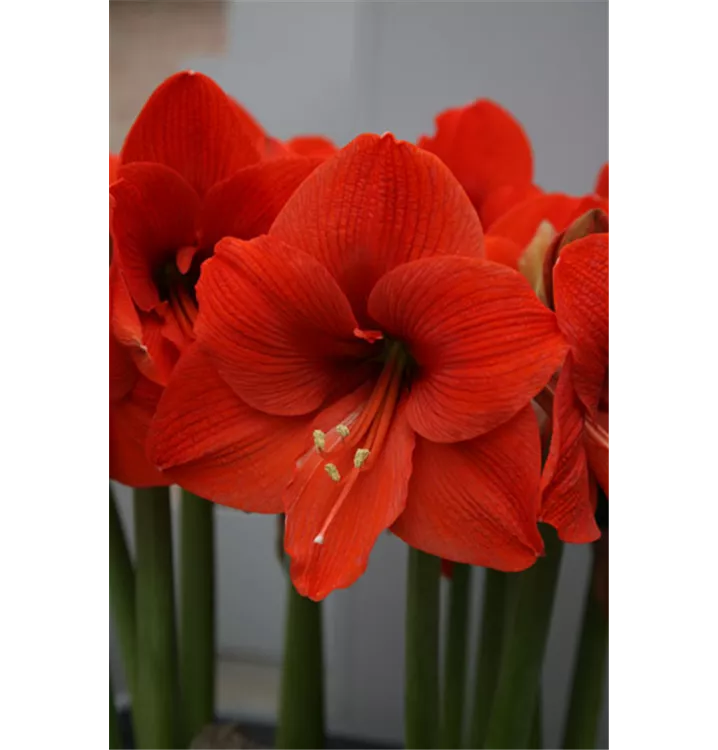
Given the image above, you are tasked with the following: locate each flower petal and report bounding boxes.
[542,208,609,309]
[147,345,314,511]
[195,236,371,416]
[110,372,169,488]
[270,133,484,323]
[487,193,584,248]
[392,405,544,570]
[553,234,608,415]
[484,235,523,270]
[585,408,609,496]
[368,256,568,442]
[482,183,543,230]
[110,163,200,311]
[594,163,609,199]
[417,100,534,222]
[200,156,323,250]
[490,192,610,271]
[540,357,600,543]
[109,153,119,184]
[285,396,415,600]
[286,135,338,158]
[110,263,178,386]
[121,71,260,196]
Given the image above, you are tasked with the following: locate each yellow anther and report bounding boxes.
[336,424,350,439]
[313,429,326,452]
[324,463,341,482]
[354,448,371,469]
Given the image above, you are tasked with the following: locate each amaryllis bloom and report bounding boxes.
[418,100,538,228]
[148,134,568,600]
[488,163,609,272]
[109,71,322,383]
[539,233,608,542]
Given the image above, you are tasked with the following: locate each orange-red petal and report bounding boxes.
[147,345,314,511]
[121,71,261,196]
[368,256,568,442]
[286,135,338,159]
[392,405,544,570]
[488,193,584,248]
[553,234,608,416]
[417,100,534,221]
[110,163,200,311]
[482,183,543,230]
[540,357,600,543]
[285,397,416,600]
[484,235,523,270]
[594,163,609,199]
[110,370,169,488]
[270,133,484,323]
[585,408,609,496]
[195,236,370,416]
[200,156,323,250]
[109,153,119,184]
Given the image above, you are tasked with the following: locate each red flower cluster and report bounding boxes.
[110,74,608,600]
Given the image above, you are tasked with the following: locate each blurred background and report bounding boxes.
[110,1,608,746]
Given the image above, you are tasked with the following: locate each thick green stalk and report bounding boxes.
[109,487,137,695]
[440,563,472,749]
[110,679,122,750]
[529,691,543,749]
[468,569,508,748]
[179,490,215,744]
[561,544,608,749]
[276,580,325,749]
[133,487,178,749]
[405,549,441,749]
[484,528,564,749]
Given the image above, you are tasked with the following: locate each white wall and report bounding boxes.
[112,1,608,746]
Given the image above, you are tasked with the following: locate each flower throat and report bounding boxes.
[287,339,411,545]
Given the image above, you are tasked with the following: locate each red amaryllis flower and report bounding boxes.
[418,99,537,228]
[148,134,568,600]
[539,233,608,542]
[109,71,323,382]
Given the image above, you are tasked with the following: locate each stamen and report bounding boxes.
[354,448,370,468]
[324,463,341,482]
[336,424,350,439]
[313,429,326,452]
[313,534,325,545]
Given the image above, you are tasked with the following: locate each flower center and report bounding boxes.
[155,249,201,338]
[287,340,409,545]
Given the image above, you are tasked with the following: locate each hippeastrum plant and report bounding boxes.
[108,70,326,748]
[145,132,571,749]
[147,132,569,601]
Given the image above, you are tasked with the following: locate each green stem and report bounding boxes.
[179,490,215,745]
[110,679,122,750]
[529,690,543,749]
[440,563,471,749]
[561,544,608,749]
[276,580,325,749]
[405,548,441,749]
[133,487,178,749]
[109,487,137,695]
[484,527,564,749]
[468,569,508,748]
